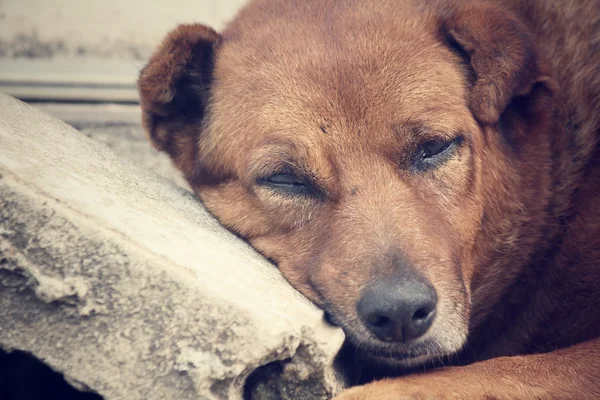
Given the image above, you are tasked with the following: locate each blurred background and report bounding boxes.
[0,0,247,190]
[0,0,247,102]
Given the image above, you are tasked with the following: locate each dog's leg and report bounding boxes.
[334,338,600,400]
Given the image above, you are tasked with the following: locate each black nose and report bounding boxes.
[357,276,437,343]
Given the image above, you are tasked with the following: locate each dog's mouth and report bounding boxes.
[353,338,445,366]
[325,312,446,368]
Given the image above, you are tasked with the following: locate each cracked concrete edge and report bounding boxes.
[0,93,346,399]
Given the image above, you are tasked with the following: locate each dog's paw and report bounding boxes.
[333,380,435,400]
[332,370,486,400]
[332,384,374,400]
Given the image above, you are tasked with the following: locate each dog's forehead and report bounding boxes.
[212,0,471,150]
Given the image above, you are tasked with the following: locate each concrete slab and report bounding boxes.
[0,94,346,399]
[33,103,141,125]
[30,102,190,190]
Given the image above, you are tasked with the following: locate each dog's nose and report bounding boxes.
[357,276,437,343]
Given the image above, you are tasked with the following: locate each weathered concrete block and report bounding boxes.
[0,94,345,399]
[31,103,191,190]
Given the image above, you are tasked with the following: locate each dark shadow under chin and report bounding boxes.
[334,339,452,385]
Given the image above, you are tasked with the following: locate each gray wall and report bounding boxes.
[0,0,249,101]
[0,0,248,60]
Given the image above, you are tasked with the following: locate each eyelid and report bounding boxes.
[257,167,329,200]
[246,142,296,177]
[258,164,305,183]
[420,135,463,153]
[249,160,298,182]
[257,173,323,200]
[260,170,304,185]
[412,135,463,171]
[421,138,454,158]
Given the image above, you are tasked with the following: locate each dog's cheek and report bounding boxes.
[197,183,275,239]
[198,183,321,256]
[424,143,484,287]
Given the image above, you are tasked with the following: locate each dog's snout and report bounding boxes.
[357,276,437,343]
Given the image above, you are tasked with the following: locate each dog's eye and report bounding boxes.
[264,172,304,186]
[258,172,315,196]
[414,136,462,171]
[422,140,452,158]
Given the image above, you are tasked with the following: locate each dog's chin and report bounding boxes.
[357,349,444,369]
[358,349,439,369]
[335,337,453,384]
[345,335,455,371]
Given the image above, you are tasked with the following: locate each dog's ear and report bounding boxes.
[138,24,220,178]
[442,2,557,125]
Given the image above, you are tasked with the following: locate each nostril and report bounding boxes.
[364,313,397,342]
[412,307,433,321]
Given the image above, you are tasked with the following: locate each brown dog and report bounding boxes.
[138,0,600,398]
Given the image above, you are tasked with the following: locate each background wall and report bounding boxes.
[0,0,248,60]
[0,0,249,102]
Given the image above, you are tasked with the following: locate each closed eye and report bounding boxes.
[257,169,317,197]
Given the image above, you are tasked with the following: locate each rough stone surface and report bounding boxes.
[32,103,191,191]
[76,123,191,191]
[0,94,346,400]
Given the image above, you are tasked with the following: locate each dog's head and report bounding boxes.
[139,0,556,367]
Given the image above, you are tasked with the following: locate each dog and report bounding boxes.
[138,0,600,398]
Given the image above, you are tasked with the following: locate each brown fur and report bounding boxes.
[138,0,600,398]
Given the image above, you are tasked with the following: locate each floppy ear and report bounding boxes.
[442,2,557,125]
[138,24,220,179]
